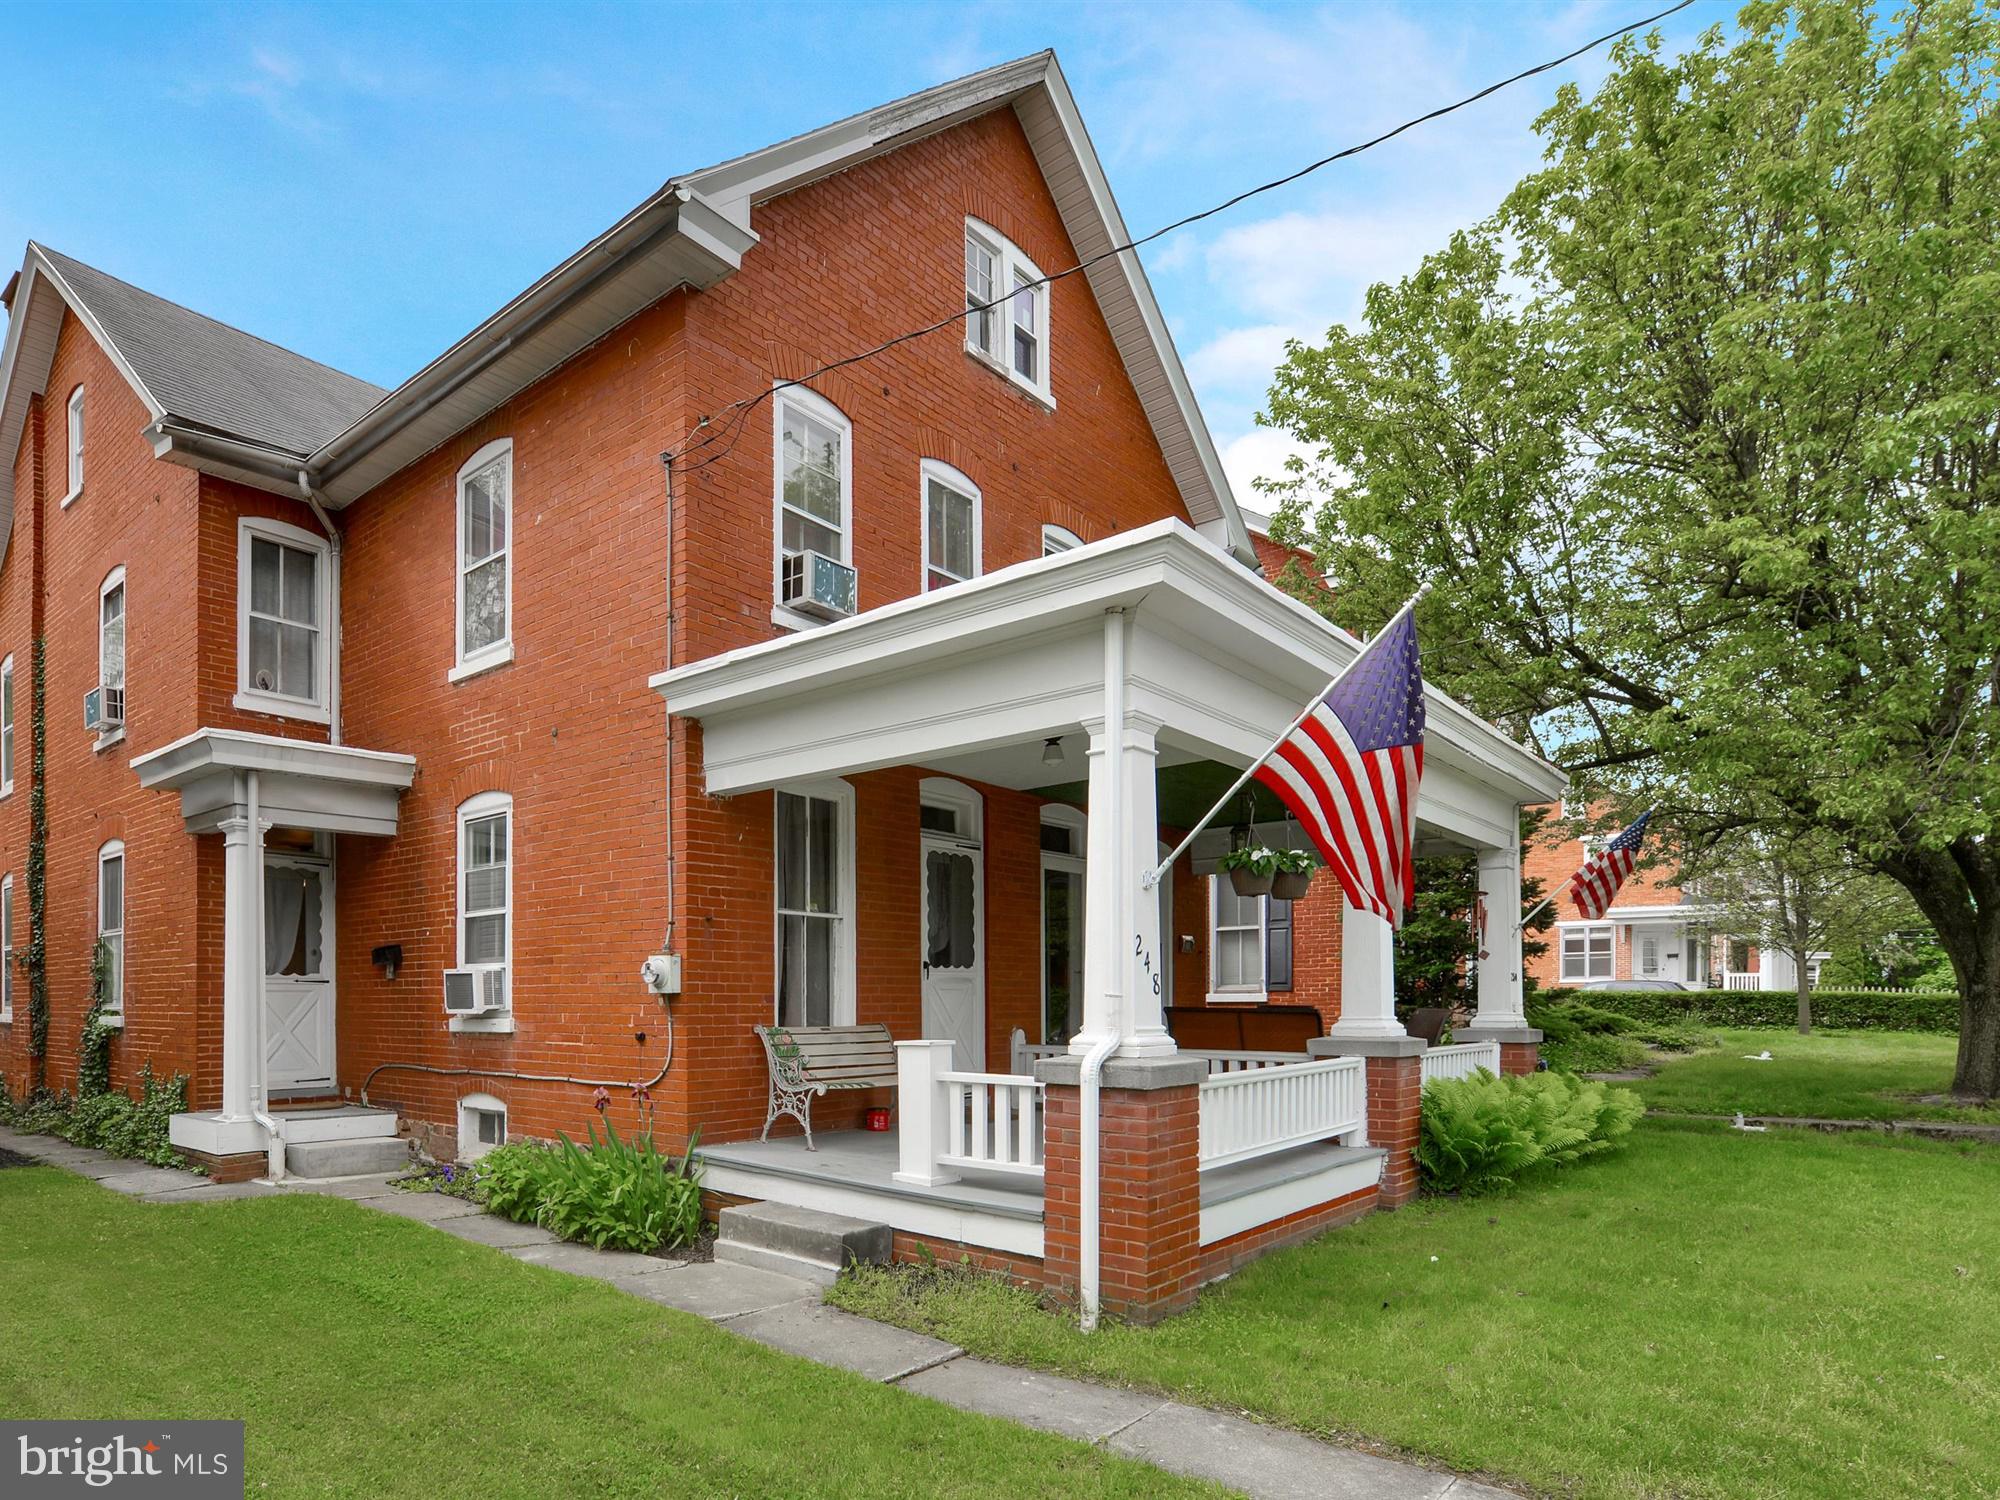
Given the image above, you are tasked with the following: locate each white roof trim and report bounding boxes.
[132,726,416,792]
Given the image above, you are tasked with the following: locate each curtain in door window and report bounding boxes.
[925,849,976,969]
[264,867,323,977]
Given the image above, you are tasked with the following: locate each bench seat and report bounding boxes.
[756,1023,898,1150]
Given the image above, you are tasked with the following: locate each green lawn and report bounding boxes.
[831,1121,2000,1500]
[1634,1027,2000,1124]
[0,1168,1215,1500]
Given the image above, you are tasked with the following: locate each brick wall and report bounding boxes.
[1364,1053,1423,1208]
[1522,799,1686,989]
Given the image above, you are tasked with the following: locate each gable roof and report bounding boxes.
[1,52,1255,565]
[0,243,385,565]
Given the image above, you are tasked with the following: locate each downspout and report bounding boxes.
[658,451,677,956]
[1081,606,1131,1333]
[245,769,285,1180]
[297,471,342,745]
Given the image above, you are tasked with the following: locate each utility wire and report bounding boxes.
[663,0,1695,478]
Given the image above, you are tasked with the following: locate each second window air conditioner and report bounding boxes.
[780,549,857,621]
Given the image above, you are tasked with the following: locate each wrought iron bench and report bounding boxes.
[756,1023,898,1150]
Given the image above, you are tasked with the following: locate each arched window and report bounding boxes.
[64,385,85,503]
[1041,524,1083,557]
[97,566,126,742]
[772,386,853,629]
[455,438,514,680]
[457,1092,508,1162]
[453,792,514,1032]
[920,460,981,591]
[98,839,126,1016]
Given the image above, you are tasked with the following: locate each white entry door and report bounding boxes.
[920,813,985,1070]
[264,855,335,1094]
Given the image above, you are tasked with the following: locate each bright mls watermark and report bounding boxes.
[3,1422,243,1497]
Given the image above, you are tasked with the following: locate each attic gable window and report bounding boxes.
[964,219,1053,407]
[64,386,84,505]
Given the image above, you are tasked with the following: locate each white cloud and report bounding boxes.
[1184,322,1304,390]
[1219,428,1317,512]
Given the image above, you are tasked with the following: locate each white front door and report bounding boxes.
[921,833,985,1071]
[264,854,335,1094]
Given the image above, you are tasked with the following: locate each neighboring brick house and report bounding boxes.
[0,53,1562,1321]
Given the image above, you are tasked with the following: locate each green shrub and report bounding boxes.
[480,1119,703,1253]
[1417,1071,1644,1194]
[1565,988,1957,1033]
[1528,998,1654,1072]
[0,1065,188,1168]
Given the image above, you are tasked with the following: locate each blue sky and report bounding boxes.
[0,0,1711,501]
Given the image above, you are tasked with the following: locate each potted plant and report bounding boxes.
[1219,844,1279,898]
[1272,847,1316,901]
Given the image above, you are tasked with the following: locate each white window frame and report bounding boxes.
[771,386,853,632]
[1,652,15,796]
[1207,875,1269,1005]
[234,516,332,724]
[964,219,1054,407]
[452,791,514,1034]
[97,839,125,1021]
[63,385,84,505]
[919,459,982,593]
[772,777,857,1028]
[1559,922,1614,983]
[1,872,12,1023]
[96,567,126,751]
[1041,524,1083,556]
[457,1092,508,1162]
[452,438,515,682]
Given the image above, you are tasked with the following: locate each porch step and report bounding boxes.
[273,1105,400,1146]
[715,1202,892,1287]
[284,1137,411,1179]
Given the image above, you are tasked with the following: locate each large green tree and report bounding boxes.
[1265,0,2000,1094]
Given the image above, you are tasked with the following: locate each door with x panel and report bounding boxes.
[264,854,335,1094]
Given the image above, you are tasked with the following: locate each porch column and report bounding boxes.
[1326,902,1404,1040]
[218,814,259,1123]
[1461,824,1541,1071]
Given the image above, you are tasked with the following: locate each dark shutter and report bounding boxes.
[1265,897,1293,991]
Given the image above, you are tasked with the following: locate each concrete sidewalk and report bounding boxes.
[0,1126,1520,1500]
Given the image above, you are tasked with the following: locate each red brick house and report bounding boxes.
[0,53,1560,1321]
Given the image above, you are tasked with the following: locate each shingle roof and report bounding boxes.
[35,244,384,458]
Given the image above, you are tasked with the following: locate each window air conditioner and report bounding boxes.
[443,965,508,1017]
[84,686,125,732]
[780,549,857,621]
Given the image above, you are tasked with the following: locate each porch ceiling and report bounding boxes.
[131,727,416,837]
[655,520,1565,849]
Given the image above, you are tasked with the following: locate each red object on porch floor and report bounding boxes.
[864,1107,892,1132]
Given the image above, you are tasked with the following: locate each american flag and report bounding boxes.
[1254,608,1426,927]
[1567,811,1652,920]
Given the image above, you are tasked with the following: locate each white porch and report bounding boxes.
[660,522,1564,1259]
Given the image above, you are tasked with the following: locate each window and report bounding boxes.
[98,568,125,743]
[920,461,980,591]
[1041,524,1082,556]
[98,841,124,1015]
[774,781,854,1027]
[1560,923,1613,982]
[964,220,1052,405]
[1,653,14,795]
[453,793,512,1030]
[455,439,513,679]
[457,1093,508,1162]
[1208,879,1294,1002]
[1,873,12,1022]
[772,388,852,628]
[236,518,330,721]
[64,386,84,503]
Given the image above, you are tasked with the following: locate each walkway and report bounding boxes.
[0,1127,1520,1500]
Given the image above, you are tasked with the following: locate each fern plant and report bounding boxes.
[1417,1071,1643,1194]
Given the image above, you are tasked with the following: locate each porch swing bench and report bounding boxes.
[756,1023,899,1150]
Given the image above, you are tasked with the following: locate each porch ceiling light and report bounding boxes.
[1041,736,1064,767]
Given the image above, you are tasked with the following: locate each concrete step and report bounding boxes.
[274,1105,400,1145]
[714,1201,891,1286]
[285,1137,411,1179]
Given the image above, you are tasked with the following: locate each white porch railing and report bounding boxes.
[1724,972,1761,990]
[894,1040,1043,1187]
[1197,1054,1366,1171]
[1420,1040,1500,1086]
[1010,1029,1308,1078]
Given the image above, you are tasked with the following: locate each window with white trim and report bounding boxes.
[1560,923,1613,982]
[98,840,124,1015]
[774,782,854,1027]
[457,1092,508,1162]
[1,873,12,1022]
[1,653,15,795]
[920,461,980,591]
[964,219,1052,404]
[458,793,511,971]
[98,569,125,740]
[772,387,852,626]
[65,386,84,502]
[236,517,330,720]
[1041,524,1082,556]
[1208,879,1295,1002]
[455,439,513,677]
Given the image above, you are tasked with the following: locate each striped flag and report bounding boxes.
[1567,811,1652,920]
[1253,609,1426,927]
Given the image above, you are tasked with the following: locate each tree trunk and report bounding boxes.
[1953,964,2000,1100]
[1794,953,1812,1036]
[1877,845,2000,1101]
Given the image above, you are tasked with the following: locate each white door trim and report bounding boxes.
[920,778,985,1070]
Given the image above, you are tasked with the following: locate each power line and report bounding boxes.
[664,0,1696,477]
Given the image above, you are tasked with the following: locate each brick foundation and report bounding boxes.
[1197,1182,1377,1281]
[180,1147,265,1183]
[1498,1040,1540,1075]
[1363,1054,1423,1208]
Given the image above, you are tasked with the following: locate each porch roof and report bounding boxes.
[132,727,416,837]
[654,521,1564,851]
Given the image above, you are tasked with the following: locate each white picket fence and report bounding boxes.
[1724,972,1762,990]
[1197,1054,1366,1171]
[1420,1040,1500,1087]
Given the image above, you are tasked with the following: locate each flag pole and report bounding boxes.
[1515,893,1555,933]
[1141,580,1431,890]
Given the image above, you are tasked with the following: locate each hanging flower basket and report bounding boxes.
[1220,845,1278,898]
[1271,848,1316,902]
